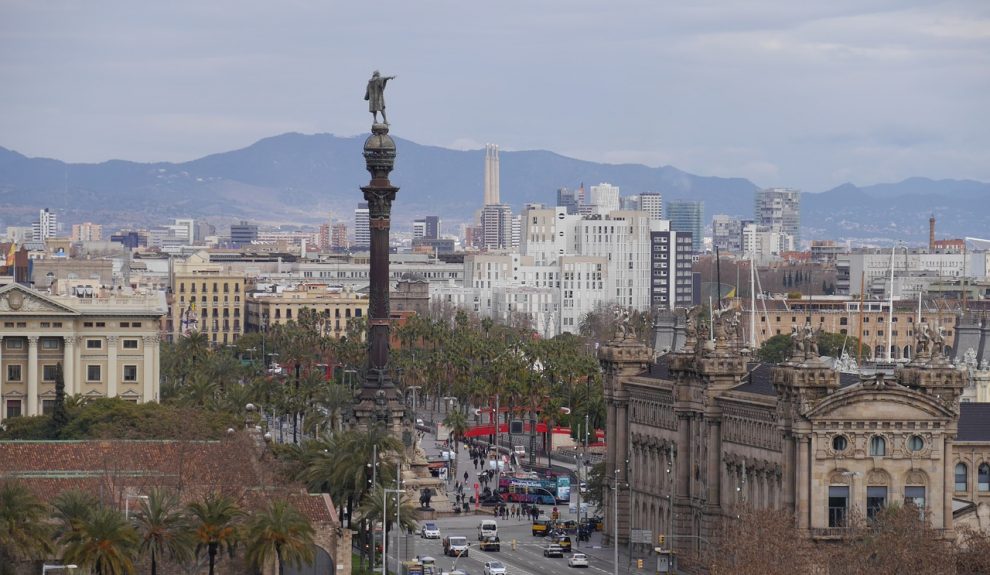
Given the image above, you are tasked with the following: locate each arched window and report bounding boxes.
[869,436,886,456]
[955,463,968,491]
[904,345,912,359]
[979,464,990,492]
[875,345,884,358]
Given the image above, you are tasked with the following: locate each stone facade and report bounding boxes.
[602,308,989,554]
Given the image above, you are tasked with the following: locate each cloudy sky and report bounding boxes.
[1,0,987,192]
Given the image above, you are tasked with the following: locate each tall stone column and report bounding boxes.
[944,437,954,532]
[26,336,38,416]
[142,335,157,402]
[106,336,118,399]
[0,335,4,424]
[796,434,810,529]
[63,337,76,396]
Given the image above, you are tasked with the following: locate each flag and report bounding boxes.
[724,287,736,299]
[4,243,14,267]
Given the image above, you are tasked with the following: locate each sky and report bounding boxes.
[1,0,988,192]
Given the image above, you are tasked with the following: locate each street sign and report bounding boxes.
[630,529,653,543]
[510,420,524,434]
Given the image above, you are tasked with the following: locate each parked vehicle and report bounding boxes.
[543,544,565,558]
[568,553,589,568]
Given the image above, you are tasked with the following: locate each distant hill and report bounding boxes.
[0,134,987,243]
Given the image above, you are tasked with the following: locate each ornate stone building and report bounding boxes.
[0,283,166,421]
[601,309,990,554]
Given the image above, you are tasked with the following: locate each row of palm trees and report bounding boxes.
[0,482,315,575]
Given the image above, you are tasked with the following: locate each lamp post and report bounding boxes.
[383,486,404,575]
[41,565,77,574]
[124,494,149,519]
[612,469,620,575]
[406,386,422,416]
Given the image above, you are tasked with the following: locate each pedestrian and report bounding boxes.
[474,459,478,470]
[464,471,469,483]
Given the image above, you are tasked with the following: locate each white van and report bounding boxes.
[478,519,498,541]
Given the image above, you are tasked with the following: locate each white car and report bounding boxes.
[421,522,441,539]
[484,561,507,575]
[568,553,589,568]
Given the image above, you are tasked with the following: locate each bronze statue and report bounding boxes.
[365,70,396,125]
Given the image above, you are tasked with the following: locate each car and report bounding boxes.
[553,535,572,552]
[568,553,589,568]
[416,418,425,427]
[542,544,565,558]
[480,536,501,552]
[532,518,551,536]
[478,519,498,540]
[421,522,441,539]
[513,445,527,457]
[483,561,506,575]
[443,536,470,557]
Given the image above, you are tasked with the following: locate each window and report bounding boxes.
[7,365,21,382]
[42,338,60,350]
[6,400,21,419]
[828,485,849,527]
[979,464,990,492]
[41,400,56,415]
[95,322,105,327]
[120,321,130,328]
[956,463,969,491]
[869,436,886,456]
[87,365,101,382]
[867,486,887,520]
[123,339,139,349]
[42,365,58,381]
[832,435,848,452]
[83,322,94,327]
[905,486,926,518]
[6,339,23,350]
[123,365,138,382]
[86,339,102,349]
[908,435,924,452]
[132,322,141,328]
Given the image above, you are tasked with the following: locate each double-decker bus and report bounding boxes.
[498,476,569,505]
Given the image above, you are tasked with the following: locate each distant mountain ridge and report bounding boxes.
[1,133,987,243]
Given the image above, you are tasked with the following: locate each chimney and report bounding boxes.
[929,214,936,252]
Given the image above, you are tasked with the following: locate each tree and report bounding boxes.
[244,499,316,575]
[355,490,420,541]
[583,462,606,510]
[816,331,862,359]
[187,493,243,575]
[53,362,69,431]
[706,506,820,575]
[757,334,792,364]
[956,525,990,575]
[0,481,54,575]
[134,488,194,575]
[53,489,99,539]
[62,506,140,575]
[443,410,468,454]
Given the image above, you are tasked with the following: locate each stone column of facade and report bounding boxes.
[706,417,722,507]
[142,335,157,402]
[944,436,954,531]
[26,335,38,416]
[0,335,4,423]
[63,336,76,396]
[796,434,810,529]
[106,335,118,399]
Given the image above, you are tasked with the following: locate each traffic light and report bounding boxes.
[636,559,643,569]
[658,534,666,546]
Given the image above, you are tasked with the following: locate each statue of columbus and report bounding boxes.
[365,70,396,125]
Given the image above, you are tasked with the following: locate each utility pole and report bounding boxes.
[613,469,620,575]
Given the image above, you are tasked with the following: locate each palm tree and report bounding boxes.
[244,499,316,575]
[444,410,468,455]
[133,488,194,575]
[187,493,243,575]
[53,489,99,539]
[61,506,139,575]
[0,481,54,575]
[355,489,420,537]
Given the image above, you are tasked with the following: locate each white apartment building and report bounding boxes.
[32,209,57,242]
[639,193,663,221]
[742,222,794,262]
[520,206,581,266]
[589,183,621,216]
[354,203,370,249]
[837,251,988,297]
[575,211,658,310]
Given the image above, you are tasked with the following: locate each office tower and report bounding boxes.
[424,215,441,239]
[667,200,704,253]
[481,204,512,250]
[354,203,370,249]
[318,223,331,251]
[412,219,427,239]
[712,215,744,252]
[194,221,215,243]
[229,221,258,246]
[32,208,57,241]
[589,183,620,215]
[557,187,580,215]
[511,214,521,249]
[484,143,500,205]
[70,222,103,242]
[651,225,694,310]
[621,195,640,211]
[331,223,348,250]
[754,187,801,246]
[640,193,663,220]
[173,218,195,245]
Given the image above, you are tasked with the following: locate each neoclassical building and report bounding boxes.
[601,311,990,554]
[0,283,167,421]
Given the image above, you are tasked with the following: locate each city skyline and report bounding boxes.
[1,1,987,193]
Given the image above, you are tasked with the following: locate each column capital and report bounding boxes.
[27,335,39,345]
[143,334,161,345]
[106,335,118,344]
[63,336,76,346]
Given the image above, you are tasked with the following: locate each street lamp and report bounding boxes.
[612,469,621,575]
[124,494,149,519]
[406,386,422,417]
[42,565,77,574]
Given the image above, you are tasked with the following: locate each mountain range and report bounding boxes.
[1,133,987,244]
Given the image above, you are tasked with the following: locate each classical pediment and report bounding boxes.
[0,284,79,316]
[805,384,955,421]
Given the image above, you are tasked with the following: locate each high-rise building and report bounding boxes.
[484,144,500,206]
[424,216,441,240]
[229,221,258,247]
[354,203,370,249]
[70,222,103,242]
[742,222,793,259]
[412,219,427,239]
[712,215,744,252]
[667,201,704,253]
[32,208,57,242]
[755,187,801,246]
[557,187,580,215]
[331,223,348,251]
[481,204,513,250]
[318,223,331,251]
[173,218,195,245]
[575,211,657,310]
[589,183,620,215]
[650,224,695,310]
[640,193,663,221]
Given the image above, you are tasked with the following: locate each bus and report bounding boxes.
[498,476,569,505]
